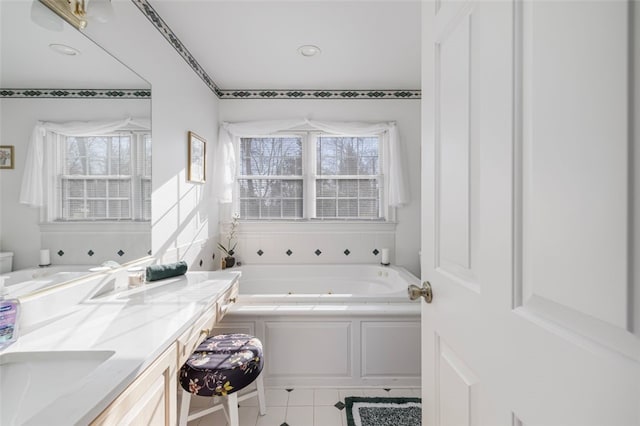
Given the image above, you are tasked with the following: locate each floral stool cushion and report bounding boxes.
[179,333,263,397]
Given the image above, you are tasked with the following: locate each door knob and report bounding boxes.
[408,281,433,303]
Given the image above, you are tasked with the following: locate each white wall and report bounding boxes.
[0,98,150,269]
[219,99,421,276]
[84,1,220,270]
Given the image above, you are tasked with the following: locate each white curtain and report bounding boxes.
[213,118,410,207]
[19,117,151,207]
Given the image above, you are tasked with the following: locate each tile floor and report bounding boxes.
[186,386,421,426]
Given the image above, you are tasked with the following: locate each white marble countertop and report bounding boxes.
[0,271,240,426]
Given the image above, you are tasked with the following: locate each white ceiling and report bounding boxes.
[1,0,421,92]
[149,0,422,90]
[0,0,148,89]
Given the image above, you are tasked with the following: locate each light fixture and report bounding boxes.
[49,43,81,56]
[37,0,113,30]
[297,45,321,57]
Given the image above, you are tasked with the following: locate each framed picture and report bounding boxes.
[188,131,206,183]
[0,146,14,169]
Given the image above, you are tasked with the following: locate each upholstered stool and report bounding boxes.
[178,333,266,426]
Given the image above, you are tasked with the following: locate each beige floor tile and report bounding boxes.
[358,388,390,397]
[314,406,343,426]
[239,406,260,426]
[264,388,289,407]
[255,406,287,426]
[287,388,315,406]
[285,406,314,426]
[313,388,340,406]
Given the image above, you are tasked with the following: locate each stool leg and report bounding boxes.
[178,390,191,426]
[227,393,239,426]
[256,374,266,416]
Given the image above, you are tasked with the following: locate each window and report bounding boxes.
[237,133,383,220]
[238,136,303,219]
[315,136,380,219]
[51,132,151,222]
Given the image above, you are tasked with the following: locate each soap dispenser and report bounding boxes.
[0,277,20,350]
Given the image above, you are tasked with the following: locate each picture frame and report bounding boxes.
[0,146,14,169]
[188,131,206,183]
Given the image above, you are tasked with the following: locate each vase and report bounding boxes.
[225,256,236,268]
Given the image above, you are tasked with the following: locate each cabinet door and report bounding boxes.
[91,344,177,426]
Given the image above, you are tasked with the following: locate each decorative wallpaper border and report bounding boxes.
[131,0,223,97]
[0,89,151,99]
[132,0,421,100]
[217,89,421,100]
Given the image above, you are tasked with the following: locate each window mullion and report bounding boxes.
[306,133,317,219]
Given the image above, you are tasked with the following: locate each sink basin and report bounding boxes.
[0,350,115,425]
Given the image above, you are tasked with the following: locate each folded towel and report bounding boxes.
[145,261,188,282]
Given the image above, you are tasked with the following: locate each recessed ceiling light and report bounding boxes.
[49,43,81,56]
[297,45,321,57]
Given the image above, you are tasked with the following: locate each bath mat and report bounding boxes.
[345,396,421,426]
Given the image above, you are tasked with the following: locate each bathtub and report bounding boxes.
[1,265,100,298]
[216,264,422,387]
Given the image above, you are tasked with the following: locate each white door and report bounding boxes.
[420,1,640,425]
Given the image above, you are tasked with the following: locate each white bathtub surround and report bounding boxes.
[216,264,421,388]
[1,271,239,425]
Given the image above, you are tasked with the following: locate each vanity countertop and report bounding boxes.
[0,270,240,426]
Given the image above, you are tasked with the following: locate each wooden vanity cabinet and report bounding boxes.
[90,344,178,426]
[90,280,238,425]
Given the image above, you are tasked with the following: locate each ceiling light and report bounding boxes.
[297,45,321,57]
[49,43,81,56]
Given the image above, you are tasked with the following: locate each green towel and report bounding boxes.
[145,261,188,282]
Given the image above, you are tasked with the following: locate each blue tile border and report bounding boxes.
[0,89,151,99]
[131,0,421,100]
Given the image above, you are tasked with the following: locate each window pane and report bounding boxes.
[241,199,260,219]
[317,136,379,176]
[87,200,107,218]
[282,199,303,218]
[316,199,336,217]
[111,136,131,175]
[65,200,86,219]
[359,199,379,218]
[87,180,106,198]
[316,179,336,197]
[240,137,302,176]
[338,199,358,217]
[109,200,130,219]
[358,179,378,197]
[68,180,84,197]
[282,180,303,198]
[338,179,358,197]
[65,137,87,174]
[87,137,108,175]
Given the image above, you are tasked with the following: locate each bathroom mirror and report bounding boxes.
[0,1,152,298]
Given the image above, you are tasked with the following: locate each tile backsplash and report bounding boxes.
[231,223,396,266]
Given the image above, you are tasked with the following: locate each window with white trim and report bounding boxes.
[50,132,151,221]
[237,133,384,220]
